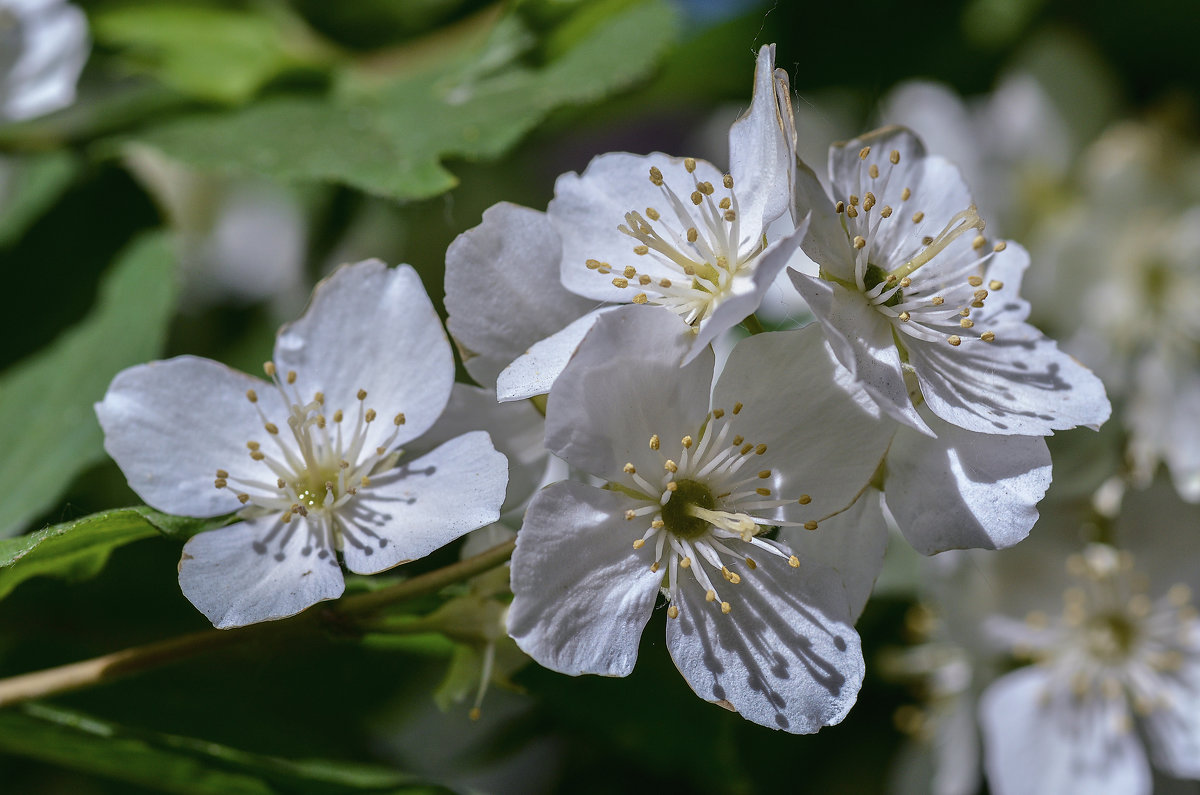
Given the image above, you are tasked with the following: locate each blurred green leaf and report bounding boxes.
[93,5,324,105]
[0,232,178,537]
[0,702,435,794]
[123,0,678,199]
[0,152,79,247]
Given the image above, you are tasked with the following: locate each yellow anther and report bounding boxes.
[973,235,987,250]
[650,562,660,573]
[214,478,227,489]
[804,520,818,531]
[285,370,296,385]
[755,487,771,496]
[612,277,629,288]
[633,246,649,256]
[974,289,988,301]
[263,361,276,376]
[835,201,846,214]
[868,164,879,179]
[912,211,925,224]
[646,207,660,220]
[666,481,678,492]
[733,402,743,414]
[357,389,367,401]
[686,228,698,243]
[680,556,692,568]
[960,318,974,328]
[849,194,860,206]
[625,510,637,521]
[712,408,725,419]
[744,557,757,569]
[690,191,703,205]
[333,410,343,423]
[890,150,900,164]
[880,205,893,218]
[246,389,258,403]
[846,205,859,218]
[755,444,767,455]
[922,235,934,245]
[652,519,665,529]
[994,241,1007,252]
[649,434,660,450]
[859,146,870,159]
[968,275,984,287]
[901,187,911,201]
[864,192,876,210]
[720,602,732,614]
[237,493,250,504]
[931,296,945,305]
[684,157,697,172]
[960,308,971,317]
[724,210,737,221]
[989,280,1004,290]
[649,166,663,185]
[632,293,648,304]
[732,435,744,446]
[664,460,678,473]
[667,605,679,619]
[705,589,716,602]
[798,494,812,505]
[853,236,866,249]
[741,444,754,455]
[757,470,771,479]
[659,278,672,288]
[699,181,715,195]
[981,331,996,342]
[623,462,636,474]
[394,413,406,426]
[899,277,911,288]
[365,409,377,422]
[788,555,800,568]
[947,335,962,346]
[898,311,911,321]
[264,422,279,435]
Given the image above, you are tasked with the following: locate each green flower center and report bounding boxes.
[864,263,903,307]
[661,479,716,540]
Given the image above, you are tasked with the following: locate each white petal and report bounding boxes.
[339,431,507,575]
[711,324,896,526]
[666,546,864,733]
[979,667,1152,795]
[178,517,345,629]
[884,408,1051,554]
[496,307,612,401]
[2,0,89,121]
[1142,645,1200,779]
[413,383,546,513]
[787,272,933,434]
[544,306,712,480]
[273,260,453,447]
[444,203,598,389]
[908,326,1112,435]
[507,481,662,677]
[794,157,856,283]
[550,152,729,300]
[95,356,285,517]
[685,215,809,360]
[778,489,890,621]
[727,43,794,235]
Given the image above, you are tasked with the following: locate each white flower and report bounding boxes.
[0,0,89,121]
[96,261,509,628]
[981,539,1200,794]
[443,45,803,403]
[790,125,1111,436]
[549,43,802,358]
[507,306,895,732]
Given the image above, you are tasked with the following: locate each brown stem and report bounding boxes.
[0,539,515,708]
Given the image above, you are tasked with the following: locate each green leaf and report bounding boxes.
[0,232,178,538]
[0,506,235,601]
[123,0,678,200]
[0,152,79,247]
[0,508,158,601]
[0,702,435,794]
[92,5,323,105]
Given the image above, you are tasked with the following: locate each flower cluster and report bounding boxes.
[97,43,1122,745]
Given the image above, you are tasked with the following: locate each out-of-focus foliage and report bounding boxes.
[0,233,177,538]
